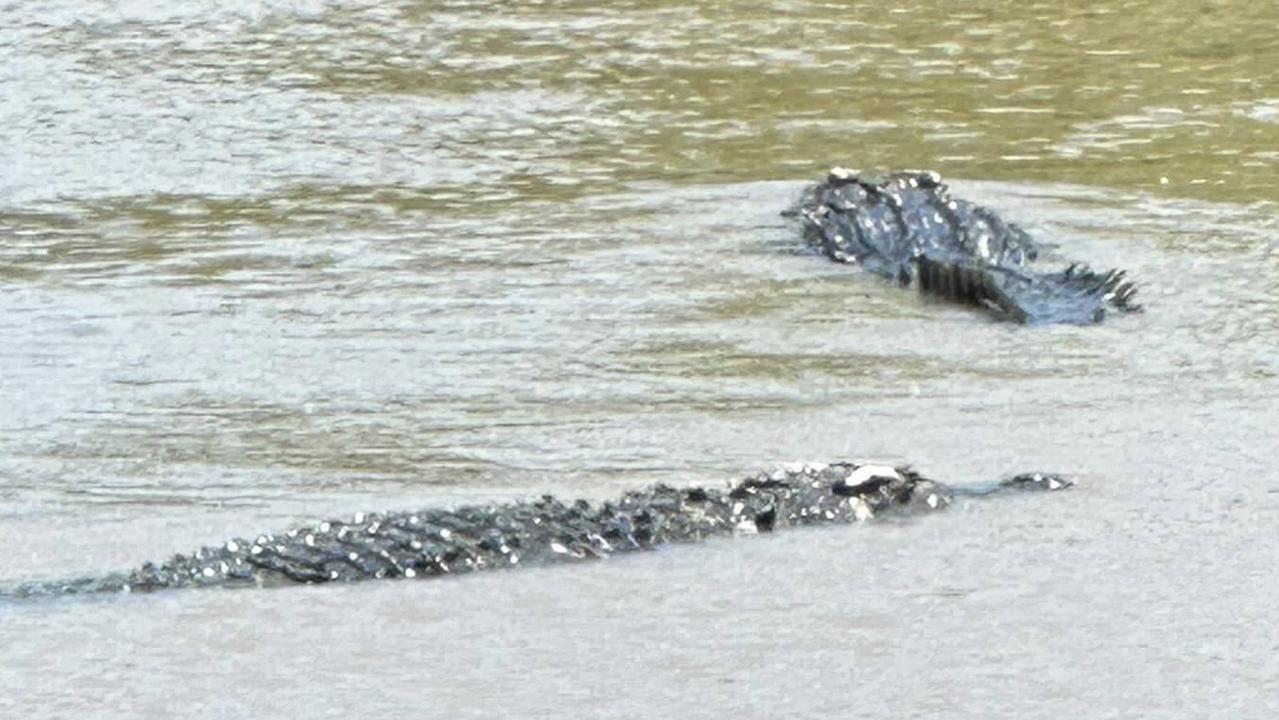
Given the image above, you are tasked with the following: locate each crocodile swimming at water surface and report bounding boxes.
[789,168,1140,324]
[2,462,1069,599]
[3,175,1101,601]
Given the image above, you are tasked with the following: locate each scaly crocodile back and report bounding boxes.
[792,168,1140,324]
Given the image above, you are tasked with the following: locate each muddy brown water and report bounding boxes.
[2,1,1278,718]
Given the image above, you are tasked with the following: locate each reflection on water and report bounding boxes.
[3,0,1278,208]
[2,2,1279,718]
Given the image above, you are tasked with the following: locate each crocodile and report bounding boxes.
[790,168,1140,324]
[2,462,1068,599]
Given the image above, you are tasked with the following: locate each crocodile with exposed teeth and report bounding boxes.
[1,463,1069,599]
[789,168,1140,324]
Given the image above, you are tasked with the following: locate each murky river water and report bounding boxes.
[2,1,1278,717]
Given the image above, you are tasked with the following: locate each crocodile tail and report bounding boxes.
[914,255,1140,325]
[1054,264,1142,313]
[914,255,1031,322]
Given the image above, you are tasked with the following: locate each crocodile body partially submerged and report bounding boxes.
[791,168,1140,324]
[3,463,1068,599]
[4,174,1106,601]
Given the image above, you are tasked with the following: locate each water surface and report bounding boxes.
[2,1,1278,717]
